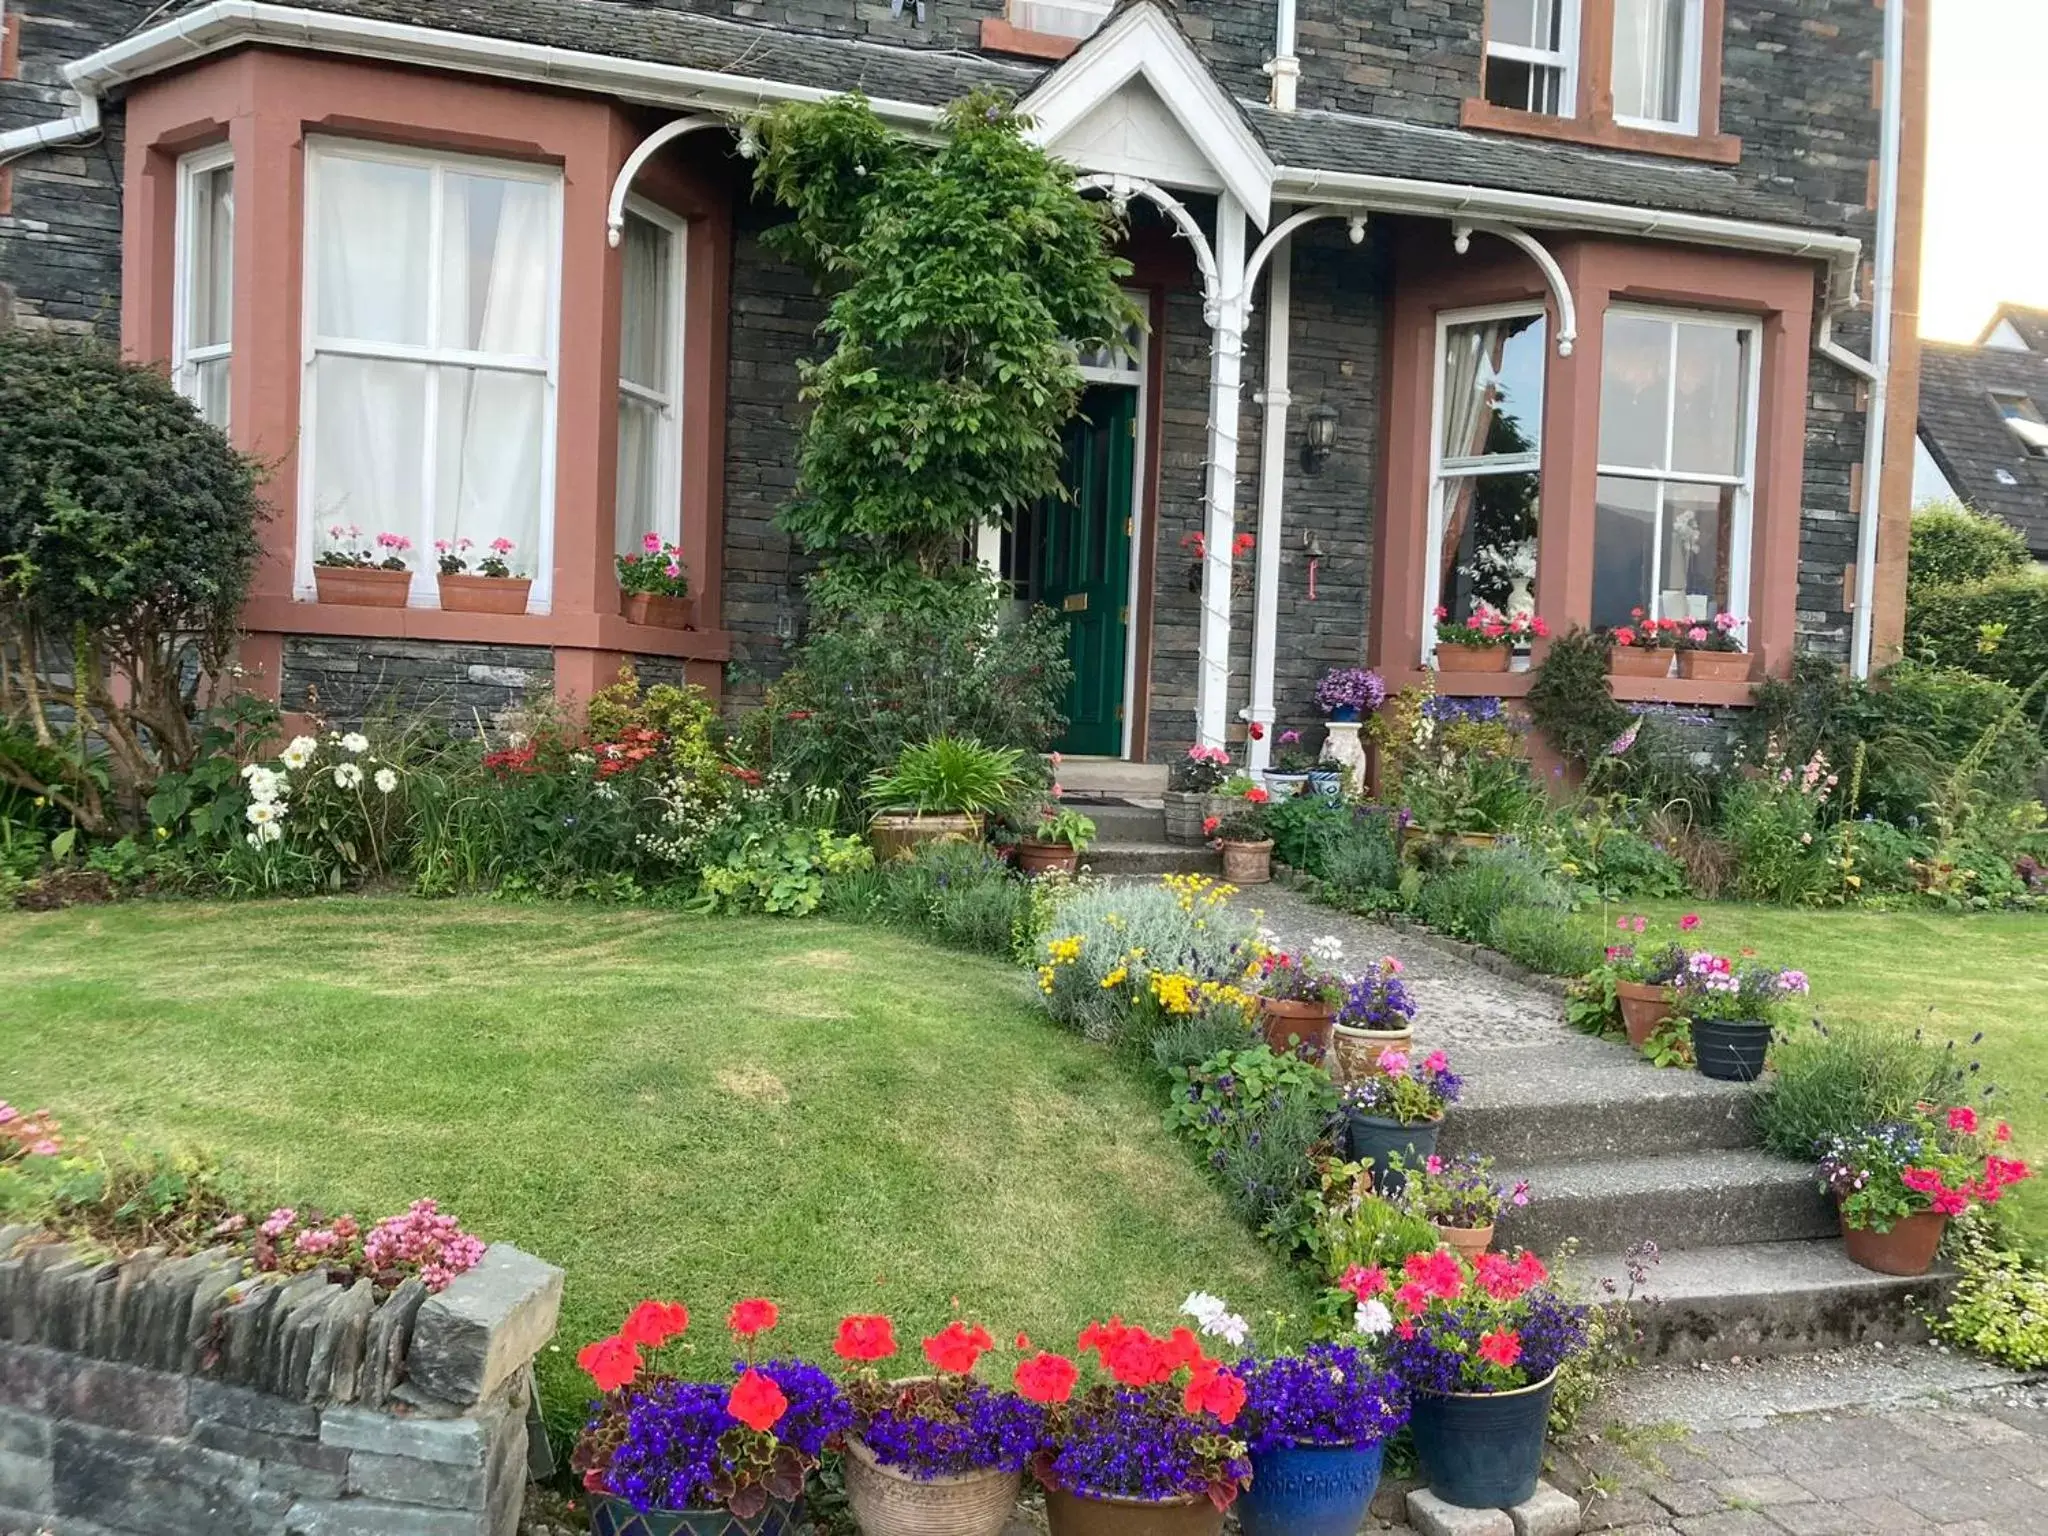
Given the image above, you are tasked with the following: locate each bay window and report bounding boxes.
[1484,0,1579,117]
[615,201,685,559]
[297,139,561,609]
[1612,0,1701,133]
[1592,309,1758,633]
[1007,0,1112,40]
[173,146,234,429]
[1425,307,1548,659]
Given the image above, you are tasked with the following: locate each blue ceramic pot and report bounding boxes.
[1329,706,1361,722]
[1305,770,1342,797]
[589,1494,805,1536]
[1237,1440,1385,1536]
[1344,1112,1442,1197]
[1409,1374,1556,1509]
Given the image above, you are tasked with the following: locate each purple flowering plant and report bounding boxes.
[1235,1342,1408,1453]
[1340,1048,1463,1127]
[833,1317,1045,1480]
[1334,957,1417,1032]
[1399,1153,1530,1230]
[1314,667,1387,716]
[1039,1386,1251,1508]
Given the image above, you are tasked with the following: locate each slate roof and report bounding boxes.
[134,0,1825,228]
[1977,303,2048,353]
[1918,338,2048,556]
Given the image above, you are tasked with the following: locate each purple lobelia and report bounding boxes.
[1235,1343,1408,1453]
[1041,1386,1253,1506]
[851,1378,1045,1478]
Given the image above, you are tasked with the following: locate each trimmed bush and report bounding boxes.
[1907,571,2048,698]
[1908,502,2032,599]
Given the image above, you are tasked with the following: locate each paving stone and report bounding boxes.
[1834,1496,1931,1532]
[1759,1504,1874,1536]
[1510,1481,1583,1536]
[1583,1489,1675,1529]
[1408,1488,1516,1536]
[405,1246,563,1410]
[1674,1514,1784,1536]
[1649,1482,1727,1518]
[1686,1435,1784,1478]
[1716,1477,1816,1508]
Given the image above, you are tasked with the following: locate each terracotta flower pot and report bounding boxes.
[1615,980,1673,1049]
[1332,1024,1413,1085]
[1436,1223,1494,1260]
[1016,839,1081,878]
[869,812,983,864]
[437,573,531,614]
[1677,650,1755,682]
[1259,997,1334,1058]
[842,1437,1022,1536]
[313,565,411,608]
[1839,1207,1948,1277]
[1607,647,1674,678]
[1043,1488,1225,1536]
[1219,838,1273,885]
[621,589,696,629]
[1431,646,1511,674]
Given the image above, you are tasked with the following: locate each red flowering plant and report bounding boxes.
[1606,609,1683,650]
[1023,1318,1252,1510]
[1433,602,1550,650]
[1818,1103,2030,1233]
[831,1315,1046,1481]
[1372,1247,1590,1396]
[571,1297,851,1519]
[1209,784,1272,845]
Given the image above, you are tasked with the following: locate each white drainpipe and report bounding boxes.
[1196,193,1249,750]
[1851,0,1907,680]
[0,83,101,166]
[1265,0,1300,112]
[1246,233,1292,775]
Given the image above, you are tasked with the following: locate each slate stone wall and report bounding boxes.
[281,639,555,734]
[0,1226,563,1536]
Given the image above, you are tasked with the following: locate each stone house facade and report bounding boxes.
[0,0,1928,765]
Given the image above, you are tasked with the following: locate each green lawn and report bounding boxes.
[0,900,1305,1424]
[1591,900,2048,1240]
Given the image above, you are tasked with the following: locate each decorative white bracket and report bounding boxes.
[1242,206,1361,317]
[606,117,727,248]
[1074,172,1222,320]
[1452,221,1579,357]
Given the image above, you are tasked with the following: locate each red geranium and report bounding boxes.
[1404,1247,1465,1300]
[921,1321,995,1375]
[726,1367,789,1434]
[1246,786,1270,805]
[1181,1359,1246,1425]
[1014,1351,1079,1404]
[619,1300,690,1349]
[1339,1264,1388,1299]
[575,1334,641,1394]
[729,1297,780,1338]
[834,1314,898,1363]
[1477,1329,1522,1369]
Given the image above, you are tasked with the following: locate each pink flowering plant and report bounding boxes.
[1675,612,1745,653]
[618,533,691,598]
[1340,1048,1463,1127]
[1669,952,1810,1029]
[0,1102,63,1163]
[1602,913,1696,986]
[1432,602,1550,650]
[1399,1153,1531,1231]
[214,1197,487,1293]
[317,525,413,572]
[435,536,521,578]
[1818,1104,2031,1232]
[1170,744,1234,793]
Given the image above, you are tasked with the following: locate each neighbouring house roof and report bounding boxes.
[119,0,1829,231]
[1976,303,2048,353]
[1917,338,2048,557]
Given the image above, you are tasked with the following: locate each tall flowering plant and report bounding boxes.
[1341,1049,1463,1127]
[572,1298,851,1518]
[1818,1104,2031,1232]
[1371,1248,1590,1395]
[831,1314,1044,1480]
[1021,1318,1252,1510]
[617,532,691,598]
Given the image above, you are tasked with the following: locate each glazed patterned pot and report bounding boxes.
[588,1493,805,1536]
[1410,1374,1558,1510]
[1237,1440,1385,1536]
[842,1437,1022,1536]
[1332,1024,1413,1085]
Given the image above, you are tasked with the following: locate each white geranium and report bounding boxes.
[1180,1291,1249,1346]
[339,732,370,754]
[332,762,364,790]
[1354,1299,1393,1337]
[373,767,398,795]
[280,736,317,770]
[245,801,282,827]
[1308,933,1347,969]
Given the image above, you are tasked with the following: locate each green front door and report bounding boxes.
[1041,385,1137,757]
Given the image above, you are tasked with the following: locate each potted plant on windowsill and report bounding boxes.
[1027,1318,1252,1536]
[1378,1248,1590,1511]
[435,535,531,614]
[1603,612,1677,678]
[313,525,414,607]
[1314,666,1386,725]
[1017,804,1097,878]
[1675,612,1754,681]
[1233,1340,1408,1536]
[1165,745,1235,845]
[1817,1107,2031,1277]
[1340,1047,1462,1197]
[1399,1153,1530,1261]
[833,1315,1043,1536]
[1671,952,1810,1082]
[1249,938,1348,1059]
[1331,957,1417,1084]
[1430,604,1546,676]
[1208,782,1274,885]
[618,533,694,628]
[867,736,1025,862]
[572,1297,851,1536]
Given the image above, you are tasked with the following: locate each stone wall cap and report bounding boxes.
[403,1246,563,1411]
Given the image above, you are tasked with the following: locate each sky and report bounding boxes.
[1919,0,2048,341]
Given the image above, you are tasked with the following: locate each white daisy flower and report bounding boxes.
[1355,1299,1393,1337]
[340,732,370,754]
[280,736,318,770]
[332,763,364,790]
[373,767,398,795]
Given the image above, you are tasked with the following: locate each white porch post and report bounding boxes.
[1196,193,1249,750]
[1245,233,1291,775]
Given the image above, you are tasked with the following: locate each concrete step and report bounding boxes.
[1493,1147,1834,1256]
[1053,758,1168,796]
[1575,1239,1949,1363]
[1084,843,1221,878]
[1075,802,1168,842]
[1438,1042,1757,1163]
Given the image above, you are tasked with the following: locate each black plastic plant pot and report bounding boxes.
[1410,1374,1557,1510]
[589,1495,806,1536]
[1345,1112,1441,1197]
[1689,1018,1772,1082]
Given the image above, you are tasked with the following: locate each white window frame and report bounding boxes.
[1008,0,1113,41]
[616,195,688,555]
[1593,304,1763,639]
[1422,301,1548,665]
[172,143,234,428]
[293,137,564,611]
[1485,0,1582,118]
[1611,0,1704,136]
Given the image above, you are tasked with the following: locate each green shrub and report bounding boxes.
[1413,846,1572,941]
[1543,810,1689,900]
[1527,627,1632,769]
[1907,570,2048,697]
[692,827,873,915]
[867,735,1026,816]
[1165,1044,1341,1244]
[819,839,1026,957]
[1908,502,2032,599]
[1839,817,1931,897]
[1149,1000,1259,1081]
[1928,1215,2048,1368]
[1487,905,1605,978]
[1267,796,1402,898]
[1754,1016,1968,1160]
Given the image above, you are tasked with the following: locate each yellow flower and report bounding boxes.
[1046,934,1085,965]
[1101,966,1129,989]
[154,826,170,841]
[1037,966,1057,993]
